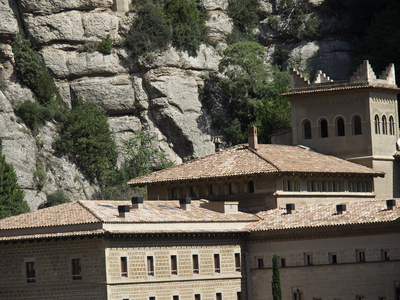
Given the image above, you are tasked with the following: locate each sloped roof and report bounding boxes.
[0,201,100,230]
[248,199,400,232]
[127,144,383,186]
[81,200,259,223]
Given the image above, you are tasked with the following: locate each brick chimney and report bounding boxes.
[118,205,130,218]
[248,125,258,150]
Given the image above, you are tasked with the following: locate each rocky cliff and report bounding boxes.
[0,0,354,209]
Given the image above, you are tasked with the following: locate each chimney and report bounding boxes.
[131,196,144,210]
[386,199,396,210]
[336,204,346,215]
[118,205,130,218]
[214,136,223,152]
[248,125,258,150]
[180,197,191,211]
[286,203,295,214]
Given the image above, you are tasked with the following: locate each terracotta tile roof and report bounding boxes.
[127,144,383,186]
[80,200,259,223]
[0,229,105,242]
[0,202,101,230]
[248,199,400,232]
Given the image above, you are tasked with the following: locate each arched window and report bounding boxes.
[353,115,362,135]
[374,115,380,134]
[382,115,388,135]
[336,117,345,136]
[248,181,254,193]
[389,116,395,135]
[303,120,312,139]
[320,119,328,138]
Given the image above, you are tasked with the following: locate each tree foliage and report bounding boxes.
[0,141,30,219]
[38,190,70,209]
[125,0,172,58]
[272,254,282,300]
[54,100,118,183]
[125,0,208,58]
[227,0,260,35]
[205,42,290,145]
[119,130,174,180]
[12,33,60,106]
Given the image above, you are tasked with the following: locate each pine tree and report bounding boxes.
[272,253,282,300]
[0,142,30,219]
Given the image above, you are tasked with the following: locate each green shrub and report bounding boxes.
[164,0,209,56]
[12,33,60,106]
[227,0,260,36]
[34,161,46,191]
[125,0,172,57]
[98,35,113,54]
[126,0,208,58]
[0,140,30,219]
[77,41,100,53]
[16,100,51,134]
[38,190,70,209]
[54,100,118,183]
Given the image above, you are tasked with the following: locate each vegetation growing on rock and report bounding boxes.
[38,190,70,209]
[125,0,208,58]
[202,41,291,145]
[0,141,30,219]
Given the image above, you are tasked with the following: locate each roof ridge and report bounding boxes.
[246,145,281,172]
[77,200,103,222]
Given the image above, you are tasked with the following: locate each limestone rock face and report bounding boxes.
[69,75,136,115]
[0,0,19,41]
[24,11,119,45]
[143,67,215,161]
[40,49,125,79]
[19,0,113,14]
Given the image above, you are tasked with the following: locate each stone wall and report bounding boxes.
[247,233,400,299]
[0,237,106,299]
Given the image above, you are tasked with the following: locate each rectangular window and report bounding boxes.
[235,253,241,272]
[356,296,365,300]
[121,257,128,277]
[192,254,199,274]
[237,292,241,300]
[72,258,82,280]
[147,256,154,276]
[216,293,222,300]
[173,296,179,300]
[195,295,201,300]
[280,257,286,267]
[214,254,220,273]
[329,253,337,264]
[356,250,366,262]
[304,254,313,266]
[171,255,178,275]
[26,261,36,283]
[149,297,156,300]
[381,250,390,261]
[257,258,264,269]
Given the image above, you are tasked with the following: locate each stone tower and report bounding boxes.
[284,60,399,199]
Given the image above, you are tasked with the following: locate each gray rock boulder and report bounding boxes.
[69,75,136,115]
[143,67,214,161]
[40,48,126,79]
[287,39,353,80]
[0,0,19,41]
[19,0,113,14]
[24,11,119,45]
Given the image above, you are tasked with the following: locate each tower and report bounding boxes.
[284,60,400,199]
